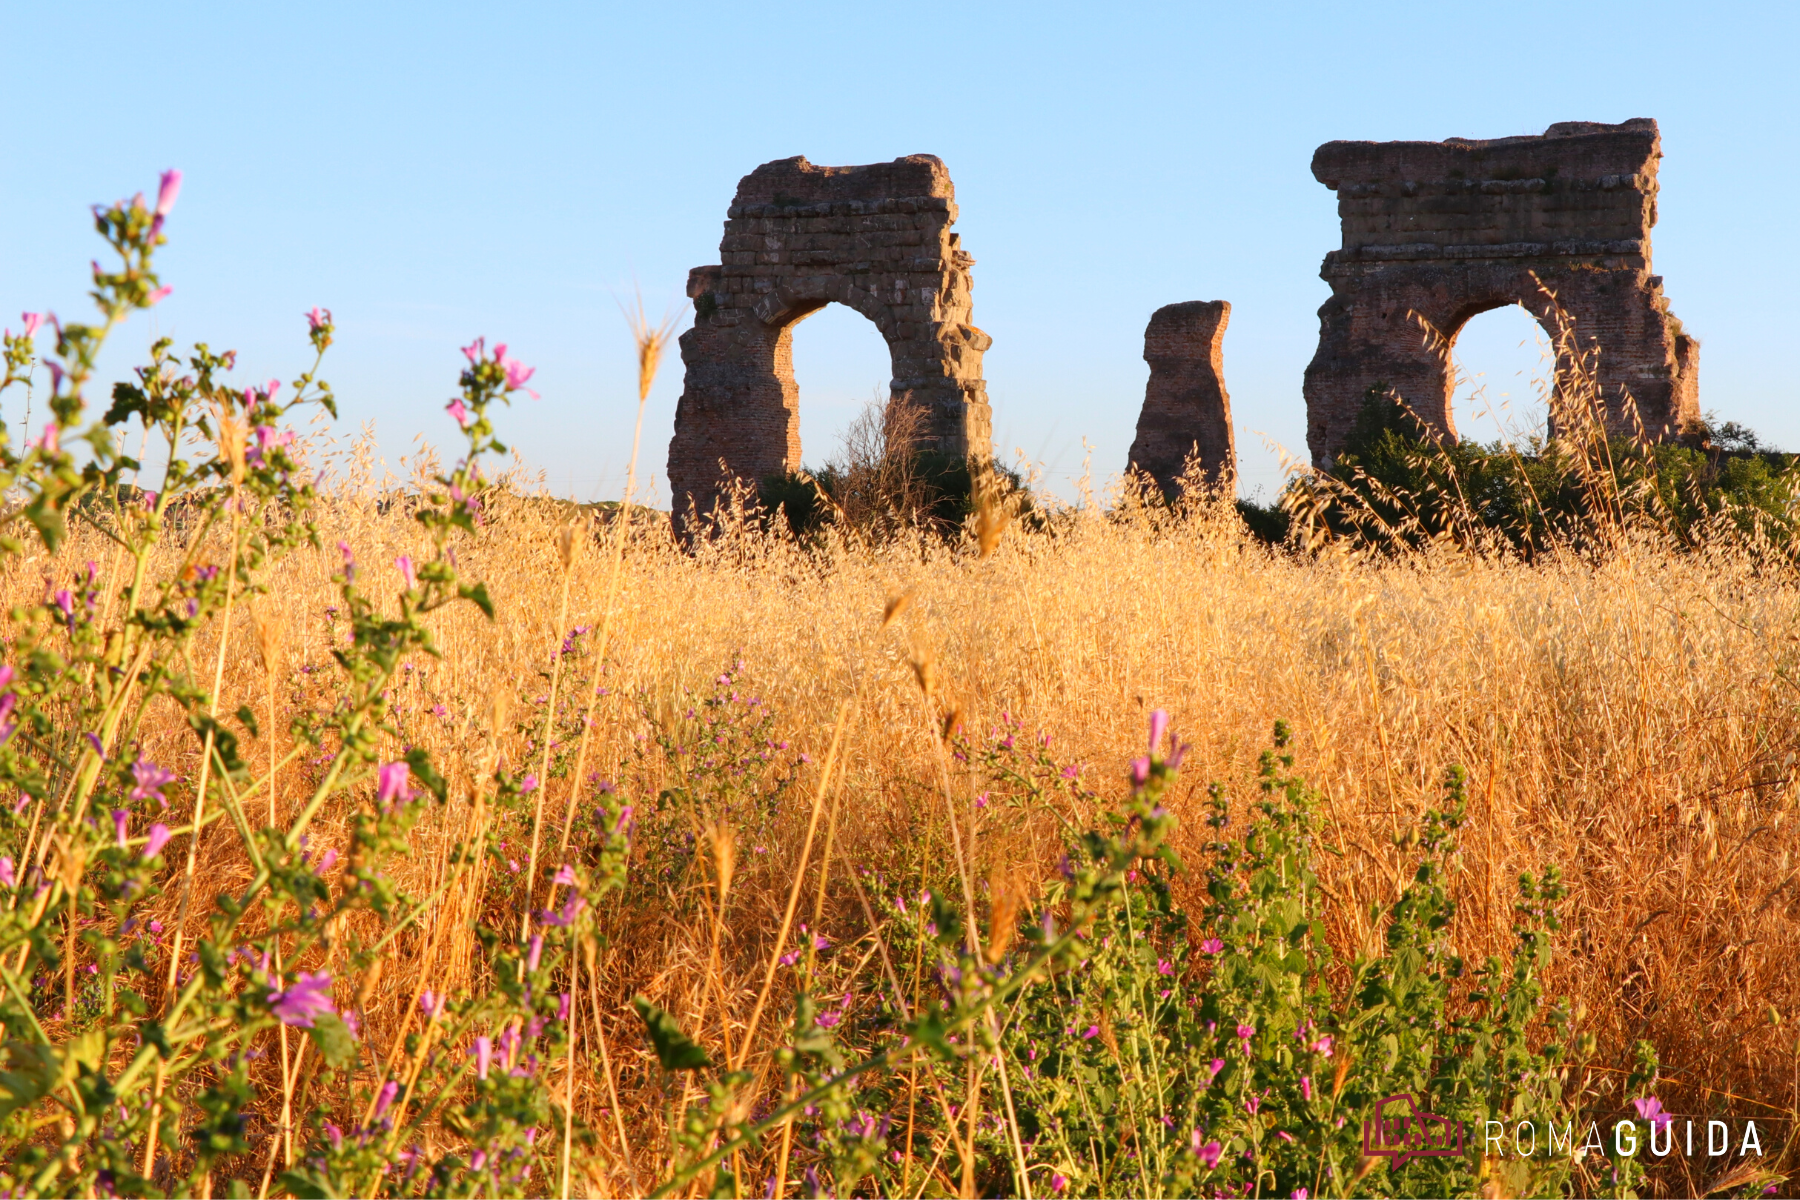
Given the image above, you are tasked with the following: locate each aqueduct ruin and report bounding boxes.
[667,154,991,528]
[1126,300,1235,495]
[1302,118,1699,467]
[672,123,1702,523]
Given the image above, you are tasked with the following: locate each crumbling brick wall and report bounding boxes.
[1127,300,1234,496]
[1302,118,1699,467]
[668,155,992,531]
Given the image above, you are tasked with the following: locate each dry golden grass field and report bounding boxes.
[18,424,1800,1194]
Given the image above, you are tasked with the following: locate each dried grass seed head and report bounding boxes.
[624,292,684,404]
[214,404,248,486]
[940,702,964,745]
[908,648,937,699]
[251,603,288,673]
[974,468,1011,561]
[706,821,737,903]
[556,523,577,571]
[881,588,913,630]
[985,865,1019,965]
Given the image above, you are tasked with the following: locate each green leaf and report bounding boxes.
[459,581,495,620]
[190,714,250,782]
[275,1169,334,1200]
[633,994,710,1071]
[405,746,448,803]
[235,704,260,738]
[906,1013,955,1061]
[308,1012,359,1069]
[24,497,66,553]
[0,1041,65,1120]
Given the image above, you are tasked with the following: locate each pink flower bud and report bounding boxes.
[154,170,182,218]
[1147,708,1169,753]
[144,823,172,859]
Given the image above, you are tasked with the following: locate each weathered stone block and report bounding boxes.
[1127,301,1234,495]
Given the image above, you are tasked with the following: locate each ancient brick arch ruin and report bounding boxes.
[1302,118,1699,467]
[667,155,992,528]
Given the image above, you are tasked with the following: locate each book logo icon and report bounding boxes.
[1362,1093,1466,1167]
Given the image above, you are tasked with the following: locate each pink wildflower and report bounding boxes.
[21,313,44,338]
[130,757,175,807]
[376,761,412,807]
[494,343,539,398]
[395,555,417,591]
[474,1035,492,1080]
[540,893,586,927]
[267,971,336,1028]
[446,397,472,429]
[112,809,129,848]
[1631,1096,1673,1131]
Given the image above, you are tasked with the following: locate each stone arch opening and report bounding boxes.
[1302,119,1699,467]
[667,154,992,533]
[784,299,904,469]
[1445,302,1554,444]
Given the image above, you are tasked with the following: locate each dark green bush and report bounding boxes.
[760,450,1031,542]
[1290,388,1800,555]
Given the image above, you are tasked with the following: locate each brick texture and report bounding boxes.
[1302,119,1700,466]
[667,155,992,532]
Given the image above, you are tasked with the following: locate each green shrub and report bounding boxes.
[1294,388,1800,555]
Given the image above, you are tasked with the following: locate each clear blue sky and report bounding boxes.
[4,2,1794,505]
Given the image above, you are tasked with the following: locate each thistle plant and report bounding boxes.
[0,173,620,1199]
